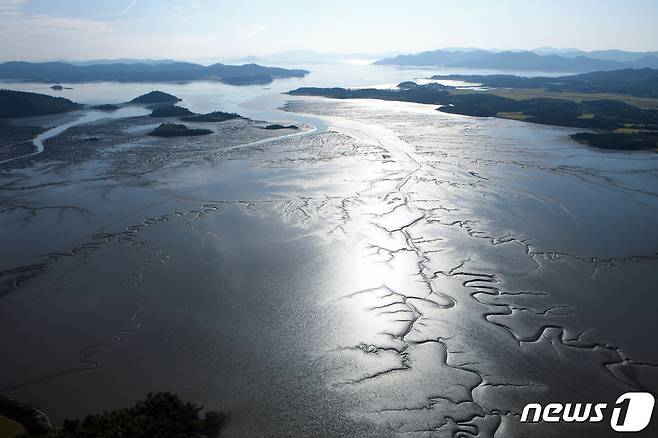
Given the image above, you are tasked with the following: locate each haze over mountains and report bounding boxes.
[375,48,658,72]
[4,47,658,73]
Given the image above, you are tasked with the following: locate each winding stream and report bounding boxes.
[0,106,150,165]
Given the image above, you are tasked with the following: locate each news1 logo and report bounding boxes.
[520,392,655,432]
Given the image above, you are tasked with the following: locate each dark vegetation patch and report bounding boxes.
[130,91,181,105]
[0,396,52,436]
[0,89,81,118]
[263,124,299,130]
[571,132,658,150]
[180,111,243,122]
[150,105,196,117]
[91,104,120,111]
[289,84,452,105]
[149,123,212,137]
[6,392,227,438]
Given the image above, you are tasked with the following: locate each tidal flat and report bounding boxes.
[1,95,657,437]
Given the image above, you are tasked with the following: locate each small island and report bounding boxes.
[150,105,196,117]
[130,91,181,105]
[263,124,299,130]
[397,81,420,90]
[181,111,243,122]
[92,103,120,111]
[148,122,212,137]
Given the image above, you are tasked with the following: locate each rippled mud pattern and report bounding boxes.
[0,116,306,293]
[281,99,658,436]
[1,99,658,437]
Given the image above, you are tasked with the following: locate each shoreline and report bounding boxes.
[287,79,658,152]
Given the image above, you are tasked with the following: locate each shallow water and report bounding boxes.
[1,65,657,437]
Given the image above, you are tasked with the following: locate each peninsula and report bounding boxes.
[288,68,658,151]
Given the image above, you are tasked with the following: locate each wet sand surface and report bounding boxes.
[1,97,658,437]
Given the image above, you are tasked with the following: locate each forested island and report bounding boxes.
[181,111,243,122]
[149,123,213,137]
[0,89,250,126]
[289,69,658,151]
[92,104,120,111]
[130,91,181,104]
[0,61,309,85]
[0,90,81,118]
[149,105,196,117]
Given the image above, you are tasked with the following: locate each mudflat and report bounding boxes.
[1,96,657,437]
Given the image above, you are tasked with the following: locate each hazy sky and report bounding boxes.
[1,0,658,61]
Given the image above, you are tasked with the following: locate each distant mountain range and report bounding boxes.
[0,61,309,85]
[226,50,404,65]
[374,49,658,72]
[67,58,179,66]
[530,47,658,63]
